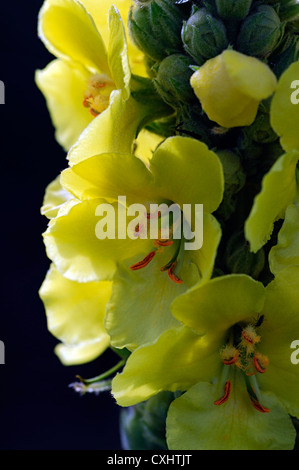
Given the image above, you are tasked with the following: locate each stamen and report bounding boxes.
[249,396,270,413]
[168,262,183,284]
[220,345,239,365]
[241,325,261,345]
[130,251,156,270]
[155,239,173,247]
[253,354,269,374]
[214,380,231,406]
[244,374,270,413]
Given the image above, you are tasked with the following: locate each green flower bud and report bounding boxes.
[216,0,252,20]
[279,0,299,22]
[237,5,283,58]
[153,54,195,107]
[271,35,299,78]
[128,0,184,61]
[225,232,265,279]
[215,150,246,220]
[201,0,218,15]
[181,7,228,64]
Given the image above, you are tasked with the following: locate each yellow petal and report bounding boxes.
[38,0,109,75]
[190,50,277,128]
[39,264,111,365]
[41,175,74,219]
[36,60,93,150]
[79,0,147,76]
[270,61,299,152]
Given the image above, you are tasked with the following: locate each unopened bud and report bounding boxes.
[154,54,195,107]
[216,0,252,20]
[237,5,283,58]
[271,35,299,78]
[128,0,184,61]
[182,7,228,64]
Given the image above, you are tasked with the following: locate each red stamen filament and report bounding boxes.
[249,396,270,413]
[130,251,156,271]
[168,262,183,284]
[214,380,231,405]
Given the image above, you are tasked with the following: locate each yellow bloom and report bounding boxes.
[190,49,277,128]
[36,0,135,150]
[39,264,112,365]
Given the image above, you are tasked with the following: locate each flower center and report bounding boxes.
[214,321,270,413]
[129,207,184,284]
[83,73,116,117]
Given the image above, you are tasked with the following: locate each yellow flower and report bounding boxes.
[39,264,112,365]
[190,49,277,128]
[36,0,136,150]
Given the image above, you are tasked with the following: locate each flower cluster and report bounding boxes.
[37,0,299,450]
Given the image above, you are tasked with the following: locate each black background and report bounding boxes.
[0,0,122,450]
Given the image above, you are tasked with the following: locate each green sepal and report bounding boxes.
[216,0,253,20]
[153,54,195,107]
[181,7,228,64]
[236,5,283,58]
[128,0,184,61]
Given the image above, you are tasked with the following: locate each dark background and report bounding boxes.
[0,0,122,450]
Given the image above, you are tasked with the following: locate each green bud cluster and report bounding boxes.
[128,0,185,61]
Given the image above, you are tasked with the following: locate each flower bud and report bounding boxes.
[154,54,195,107]
[181,7,228,64]
[237,5,283,58]
[271,35,299,78]
[190,49,277,128]
[216,0,252,20]
[128,0,184,61]
[279,0,299,22]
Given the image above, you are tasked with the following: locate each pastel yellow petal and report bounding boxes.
[61,152,157,204]
[108,5,130,98]
[245,151,299,253]
[112,326,219,407]
[150,136,224,213]
[190,50,277,128]
[269,204,299,275]
[133,128,164,165]
[39,264,111,365]
[41,175,74,219]
[259,266,299,418]
[271,61,299,152]
[80,0,147,76]
[38,0,109,75]
[68,92,148,165]
[36,60,93,150]
[43,198,152,282]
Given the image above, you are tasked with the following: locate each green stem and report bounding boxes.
[76,359,126,385]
